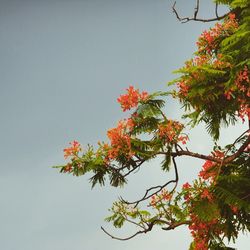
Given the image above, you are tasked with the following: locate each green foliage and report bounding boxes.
[192,200,219,222]
[161,148,172,171]
[169,3,250,140]
[55,1,250,249]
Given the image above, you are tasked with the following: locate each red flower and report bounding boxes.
[63,140,82,159]
[230,205,239,214]
[106,119,135,161]
[201,188,213,202]
[228,13,236,20]
[64,163,72,173]
[177,81,189,97]
[140,91,149,101]
[117,86,148,112]
[158,120,185,144]
[182,182,191,189]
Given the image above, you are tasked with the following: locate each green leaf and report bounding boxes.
[161,148,172,172]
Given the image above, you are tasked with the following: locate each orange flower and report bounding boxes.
[117,86,148,112]
[106,119,135,161]
[230,205,239,214]
[177,81,189,97]
[199,160,216,181]
[64,163,72,173]
[63,140,82,159]
[201,188,213,202]
[158,120,185,144]
[182,182,191,190]
[197,17,238,54]
[228,13,236,20]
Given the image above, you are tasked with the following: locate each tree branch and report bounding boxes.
[194,0,199,19]
[162,220,190,231]
[123,159,145,177]
[172,1,230,23]
[121,179,176,207]
[101,222,155,241]
[121,156,179,207]
[101,218,190,241]
[215,3,219,18]
[171,150,222,162]
[223,129,249,158]
[224,134,250,163]
[171,132,250,164]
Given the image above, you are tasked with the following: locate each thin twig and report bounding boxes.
[101,222,154,241]
[162,220,190,231]
[172,1,230,23]
[194,0,200,19]
[215,3,219,18]
[122,156,179,207]
[123,215,146,230]
[224,134,250,163]
[123,159,145,177]
[224,129,249,158]
[168,156,179,196]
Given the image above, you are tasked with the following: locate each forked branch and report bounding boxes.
[101,222,155,241]
[121,156,179,207]
[172,1,231,23]
[101,218,190,241]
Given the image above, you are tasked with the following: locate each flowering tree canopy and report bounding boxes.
[54,1,250,249]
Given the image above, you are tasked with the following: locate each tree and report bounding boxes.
[54,1,250,249]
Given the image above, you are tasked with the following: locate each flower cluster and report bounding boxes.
[176,15,238,100]
[238,102,250,122]
[182,182,214,204]
[177,80,189,97]
[182,181,220,250]
[63,163,73,173]
[235,66,250,92]
[236,66,250,121]
[175,14,238,103]
[224,66,250,121]
[189,215,219,250]
[181,149,229,249]
[158,120,188,144]
[106,118,135,161]
[117,86,149,112]
[213,54,232,70]
[200,188,214,202]
[197,13,238,55]
[199,160,217,181]
[199,150,224,182]
[63,140,82,159]
[150,189,172,207]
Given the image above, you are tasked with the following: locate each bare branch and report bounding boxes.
[172,1,230,23]
[224,129,249,158]
[168,156,179,196]
[215,3,219,18]
[172,133,250,165]
[171,150,222,163]
[101,222,154,241]
[121,180,175,207]
[101,218,190,241]
[162,220,190,231]
[224,134,250,163]
[194,0,200,19]
[122,156,179,207]
[123,216,146,230]
[123,159,145,177]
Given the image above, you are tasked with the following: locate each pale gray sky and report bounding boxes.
[0,0,248,249]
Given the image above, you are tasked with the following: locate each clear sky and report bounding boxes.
[0,0,248,249]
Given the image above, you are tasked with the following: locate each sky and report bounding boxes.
[0,0,249,249]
